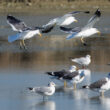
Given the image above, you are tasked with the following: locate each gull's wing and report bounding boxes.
[43,18,58,28]
[46,69,67,77]
[83,8,101,29]
[8,30,30,43]
[60,26,81,33]
[89,78,107,89]
[8,33,22,43]
[41,24,55,33]
[66,32,79,40]
[7,15,27,32]
[62,72,79,80]
[59,26,81,40]
[34,87,52,93]
[69,11,90,15]
[34,24,55,33]
[72,57,87,64]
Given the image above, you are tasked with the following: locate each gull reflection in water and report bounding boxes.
[72,89,89,100]
[30,100,56,110]
[100,96,110,110]
[89,95,110,110]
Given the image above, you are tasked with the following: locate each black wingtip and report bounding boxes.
[68,57,73,60]
[60,26,66,30]
[28,87,33,90]
[82,85,89,89]
[7,14,12,19]
[95,8,101,17]
[84,11,90,14]
[42,25,55,33]
[46,72,53,76]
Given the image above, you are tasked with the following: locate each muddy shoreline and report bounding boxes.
[0,1,110,15]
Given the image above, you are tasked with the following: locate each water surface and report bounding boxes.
[0,13,110,110]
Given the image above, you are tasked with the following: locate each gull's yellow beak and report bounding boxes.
[76,67,78,71]
[97,31,101,35]
[39,33,42,37]
[74,19,78,22]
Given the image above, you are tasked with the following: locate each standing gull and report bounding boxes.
[82,73,110,97]
[70,55,91,68]
[28,82,55,100]
[60,71,85,90]
[60,8,101,46]
[46,65,77,87]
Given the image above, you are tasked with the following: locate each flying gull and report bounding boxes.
[59,71,85,90]
[43,11,90,29]
[7,15,54,49]
[60,8,101,46]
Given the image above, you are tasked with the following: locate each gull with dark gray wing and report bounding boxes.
[7,15,55,49]
[7,15,28,32]
[82,73,110,97]
[46,65,77,87]
[60,71,85,89]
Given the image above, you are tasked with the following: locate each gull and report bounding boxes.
[60,71,85,90]
[8,27,42,49]
[82,73,110,97]
[43,11,90,28]
[7,15,54,49]
[28,82,55,100]
[46,65,77,87]
[60,8,101,46]
[70,55,91,68]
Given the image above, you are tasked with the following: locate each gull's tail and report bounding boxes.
[8,33,21,43]
[28,87,33,91]
[84,11,90,14]
[66,32,78,40]
[82,85,89,89]
[46,72,54,76]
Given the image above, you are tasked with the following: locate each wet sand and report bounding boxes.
[0,1,110,14]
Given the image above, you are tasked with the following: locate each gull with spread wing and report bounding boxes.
[7,15,55,49]
[60,9,101,46]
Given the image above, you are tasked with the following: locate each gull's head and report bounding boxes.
[93,28,101,35]
[37,30,42,37]
[80,71,85,77]
[69,65,77,72]
[48,82,56,87]
[86,55,91,58]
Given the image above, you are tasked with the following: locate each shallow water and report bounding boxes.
[0,13,110,110]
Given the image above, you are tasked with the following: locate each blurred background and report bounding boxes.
[0,1,110,110]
